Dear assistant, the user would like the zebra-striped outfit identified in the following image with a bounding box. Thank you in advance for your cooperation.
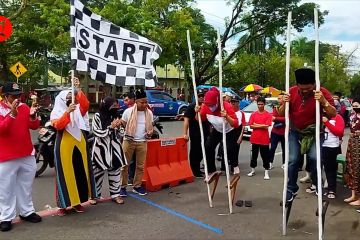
[92,113,127,198]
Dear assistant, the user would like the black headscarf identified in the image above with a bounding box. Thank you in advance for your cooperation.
[99,97,118,129]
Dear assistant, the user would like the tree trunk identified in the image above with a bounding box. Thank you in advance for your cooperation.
[43,49,49,87]
[0,54,9,82]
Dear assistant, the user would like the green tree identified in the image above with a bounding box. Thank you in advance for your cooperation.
[350,72,360,98]
[224,49,307,90]
[292,36,339,63]
[320,51,350,95]
[1,0,70,87]
[194,0,327,85]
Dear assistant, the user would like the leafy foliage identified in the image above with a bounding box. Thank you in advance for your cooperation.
[1,0,350,98]
[350,72,360,98]
[0,0,70,87]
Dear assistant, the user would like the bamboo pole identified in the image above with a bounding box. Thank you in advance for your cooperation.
[186,30,213,207]
[217,30,232,214]
[282,11,292,236]
[314,8,323,240]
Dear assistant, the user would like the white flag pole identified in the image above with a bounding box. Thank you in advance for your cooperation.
[71,70,75,127]
[282,11,292,236]
[186,30,213,208]
[314,8,323,240]
[217,30,232,214]
[70,2,75,127]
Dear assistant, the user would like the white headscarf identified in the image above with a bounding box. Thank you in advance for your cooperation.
[50,90,87,141]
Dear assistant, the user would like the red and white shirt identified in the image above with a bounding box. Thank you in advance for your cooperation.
[199,102,239,133]
[323,114,345,148]
[0,102,40,162]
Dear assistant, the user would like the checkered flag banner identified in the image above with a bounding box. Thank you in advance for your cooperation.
[70,0,162,87]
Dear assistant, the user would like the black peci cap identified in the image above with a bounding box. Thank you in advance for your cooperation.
[2,82,23,95]
[135,88,147,100]
[230,96,240,102]
[295,68,315,85]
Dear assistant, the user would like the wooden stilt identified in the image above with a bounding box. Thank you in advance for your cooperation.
[225,174,241,205]
[204,171,222,199]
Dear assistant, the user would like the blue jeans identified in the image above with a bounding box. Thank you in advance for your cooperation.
[287,130,320,200]
[269,132,285,164]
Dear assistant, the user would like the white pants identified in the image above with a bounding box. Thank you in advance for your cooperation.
[0,156,36,222]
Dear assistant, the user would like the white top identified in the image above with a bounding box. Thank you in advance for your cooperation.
[323,119,340,148]
[122,107,146,142]
[83,112,91,131]
[206,114,233,133]
[235,110,243,125]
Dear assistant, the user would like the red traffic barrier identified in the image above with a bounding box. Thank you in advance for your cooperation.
[142,137,194,191]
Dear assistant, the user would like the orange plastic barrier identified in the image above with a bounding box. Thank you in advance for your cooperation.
[142,137,194,191]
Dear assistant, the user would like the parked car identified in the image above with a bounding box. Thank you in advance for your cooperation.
[196,85,242,103]
[118,89,188,118]
[242,97,278,138]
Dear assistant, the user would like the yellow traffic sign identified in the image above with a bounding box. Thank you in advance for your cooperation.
[10,61,27,78]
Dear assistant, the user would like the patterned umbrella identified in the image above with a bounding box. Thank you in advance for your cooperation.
[240,84,263,92]
[260,86,282,96]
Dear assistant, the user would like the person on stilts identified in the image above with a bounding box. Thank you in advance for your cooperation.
[279,68,336,202]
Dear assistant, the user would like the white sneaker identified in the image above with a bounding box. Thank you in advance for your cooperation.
[300,172,311,183]
[233,166,240,175]
[264,170,270,180]
[269,163,274,170]
[247,170,255,177]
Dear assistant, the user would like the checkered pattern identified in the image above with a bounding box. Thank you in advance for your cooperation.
[70,0,162,87]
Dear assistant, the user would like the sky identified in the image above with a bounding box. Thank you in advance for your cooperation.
[195,0,360,73]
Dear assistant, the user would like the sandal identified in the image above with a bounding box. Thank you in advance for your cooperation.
[327,191,336,199]
[58,208,67,216]
[305,185,316,194]
[112,196,124,204]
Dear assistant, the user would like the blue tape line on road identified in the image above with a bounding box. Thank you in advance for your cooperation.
[129,193,223,235]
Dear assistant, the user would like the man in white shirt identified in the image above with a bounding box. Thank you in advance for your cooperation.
[119,89,153,196]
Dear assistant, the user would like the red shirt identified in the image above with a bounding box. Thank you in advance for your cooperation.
[0,102,40,162]
[249,110,272,145]
[271,107,285,135]
[289,86,334,130]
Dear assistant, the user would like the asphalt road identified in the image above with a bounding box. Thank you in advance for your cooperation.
[6,120,360,240]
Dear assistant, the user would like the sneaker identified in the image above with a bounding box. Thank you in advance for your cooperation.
[73,205,85,213]
[132,186,147,196]
[269,163,274,170]
[0,221,12,232]
[356,208,360,213]
[119,187,128,197]
[247,171,255,177]
[19,212,42,223]
[286,191,298,202]
[194,173,204,178]
[264,170,270,180]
